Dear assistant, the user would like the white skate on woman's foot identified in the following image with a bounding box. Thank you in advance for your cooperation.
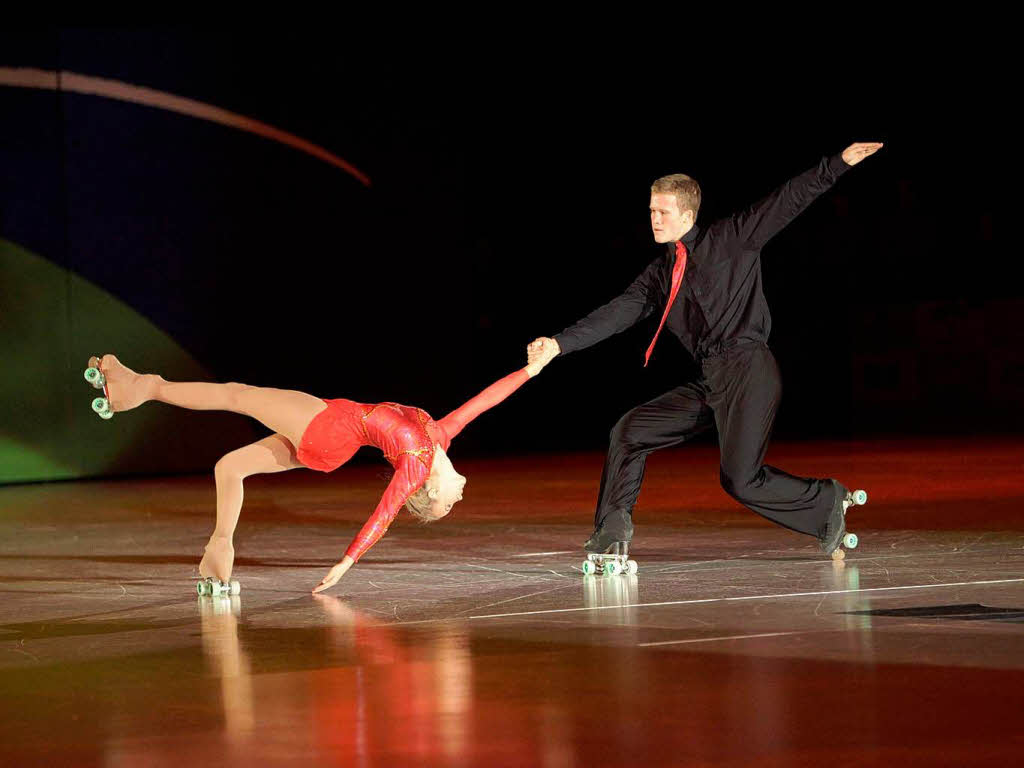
[84,354,158,414]
[197,537,240,596]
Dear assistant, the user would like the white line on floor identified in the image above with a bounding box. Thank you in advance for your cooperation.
[651,552,925,573]
[456,583,578,615]
[639,631,809,647]
[655,546,1024,573]
[510,552,575,557]
[386,577,1024,625]
[466,578,1024,620]
[460,563,541,580]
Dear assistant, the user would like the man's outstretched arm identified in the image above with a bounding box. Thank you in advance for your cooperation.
[528,258,663,361]
[724,142,883,250]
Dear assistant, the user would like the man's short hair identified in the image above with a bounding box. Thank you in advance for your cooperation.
[651,174,701,217]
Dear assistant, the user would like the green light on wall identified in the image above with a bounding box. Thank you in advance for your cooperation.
[1,238,256,485]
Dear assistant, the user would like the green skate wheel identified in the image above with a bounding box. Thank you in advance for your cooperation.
[92,397,110,414]
[229,580,241,595]
[84,367,104,387]
[99,410,113,420]
[210,581,223,596]
[582,560,595,576]
[626,559,638,575]
[196,580,208,596]
[604,560,620,576]
[843,533,859,549]
[852,490,868,505]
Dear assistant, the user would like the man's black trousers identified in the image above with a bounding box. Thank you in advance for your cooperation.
[594,341,837,539]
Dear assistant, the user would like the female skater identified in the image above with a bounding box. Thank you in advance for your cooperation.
[86,345,558,593]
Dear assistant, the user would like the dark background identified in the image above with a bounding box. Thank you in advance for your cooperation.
[0,29,1016,475]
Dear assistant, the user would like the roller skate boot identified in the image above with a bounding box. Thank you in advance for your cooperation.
[819,480,868,561]
[82,354,156,419]
[582,510,637,576]
[198,537,240,596]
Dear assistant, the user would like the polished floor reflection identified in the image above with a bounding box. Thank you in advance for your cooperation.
[1,437,1023,766]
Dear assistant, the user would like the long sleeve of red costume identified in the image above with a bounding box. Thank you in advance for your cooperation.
[439,368,531,441]
[344,455,427,562]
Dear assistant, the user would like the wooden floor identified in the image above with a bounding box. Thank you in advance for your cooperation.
[1,437,1022,766]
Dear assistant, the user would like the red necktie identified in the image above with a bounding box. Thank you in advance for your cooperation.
[644,240,688,366]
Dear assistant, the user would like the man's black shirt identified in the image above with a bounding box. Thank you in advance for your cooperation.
[553,153,852,364]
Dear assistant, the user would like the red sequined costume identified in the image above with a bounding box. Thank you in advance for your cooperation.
[296,368,530,562]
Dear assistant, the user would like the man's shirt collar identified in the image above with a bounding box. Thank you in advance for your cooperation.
[682,224,700,248]
[666,225,700,255]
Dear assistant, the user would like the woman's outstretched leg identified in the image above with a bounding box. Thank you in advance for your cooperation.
[200,433,305,581]
[94,354,326,447]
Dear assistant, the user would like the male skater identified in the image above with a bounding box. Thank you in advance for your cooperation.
[528,142,883,557]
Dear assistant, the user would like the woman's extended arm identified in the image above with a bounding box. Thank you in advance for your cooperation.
[438,369,531,443]
[312,455,426,593]
[438,339,558,442]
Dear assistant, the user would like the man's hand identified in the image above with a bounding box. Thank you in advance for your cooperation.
[312,555,355,593]
[841,142,884,166]
[526,337,560,377]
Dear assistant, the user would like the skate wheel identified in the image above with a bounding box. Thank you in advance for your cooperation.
[582,560,595,576]
[831,548,846,561]
[84,367,104,388]
[605,560,620,576]
[210,581,223,596]
[229,580,241,595]
[91,397,110,414]
[843,533,859,549]
[196,580,208,596]
[626,559,638,575]
[852,489,868,506]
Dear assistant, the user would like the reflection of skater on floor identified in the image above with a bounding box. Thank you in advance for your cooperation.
[829,560,861,592]
[584,573,639,625]
[198,595,254,739]
[313,594,472,755]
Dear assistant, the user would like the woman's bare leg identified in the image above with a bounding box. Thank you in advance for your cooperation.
[200,433,306,582]
[95,354,327,448]
[92,356,329,582]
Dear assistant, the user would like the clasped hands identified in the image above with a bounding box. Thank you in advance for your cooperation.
[525,337,560,377]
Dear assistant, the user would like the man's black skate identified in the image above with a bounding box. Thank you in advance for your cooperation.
[582,511,637,576]
[583,509,633,552]
[819,480,868,560]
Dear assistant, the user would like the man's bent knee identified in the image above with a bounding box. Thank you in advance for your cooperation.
[720,468,766,500]
[610,413,644,446]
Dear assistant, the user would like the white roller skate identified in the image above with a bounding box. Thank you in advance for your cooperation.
[196,577,241,597]
[83,355,113,420]
[82,354,154,419]
[581,541,638,576]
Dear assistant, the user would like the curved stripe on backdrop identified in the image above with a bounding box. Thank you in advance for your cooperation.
[0,67,371,186]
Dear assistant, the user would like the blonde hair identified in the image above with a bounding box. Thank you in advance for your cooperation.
[404,484,437,523]
[651,173,701,217]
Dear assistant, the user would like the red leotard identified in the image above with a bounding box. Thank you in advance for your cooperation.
[296,368,530,562]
